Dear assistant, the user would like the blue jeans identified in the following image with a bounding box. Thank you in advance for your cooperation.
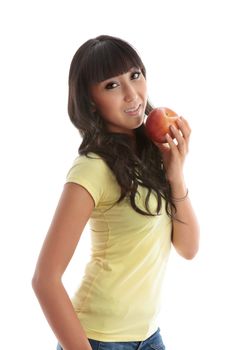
[56,327,165,350]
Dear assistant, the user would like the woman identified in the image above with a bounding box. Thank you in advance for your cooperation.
[32,35,200,350]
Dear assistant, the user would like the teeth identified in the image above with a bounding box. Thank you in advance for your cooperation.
[125,105,140,113]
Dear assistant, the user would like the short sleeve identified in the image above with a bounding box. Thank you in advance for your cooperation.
[65,153,114,207]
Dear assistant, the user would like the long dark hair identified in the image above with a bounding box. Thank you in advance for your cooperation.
[68,35,177,218]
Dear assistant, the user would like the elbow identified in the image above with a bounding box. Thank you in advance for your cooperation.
[31,271,61,293]
[31,273,40,291]
[179,245,199,260]
[31,273,42,294]
[173,227,200,260]
[174,239,199,260]
[183,250,198,260]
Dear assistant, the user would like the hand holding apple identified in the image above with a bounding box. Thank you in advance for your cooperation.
[145,107,179,143]
[146,112,192,184]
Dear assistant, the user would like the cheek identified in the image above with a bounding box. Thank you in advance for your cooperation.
[142,80,148,95]
[97,95,120,113]
[138,79,147,99]
[96,99,112,114]
[94,100,115,121]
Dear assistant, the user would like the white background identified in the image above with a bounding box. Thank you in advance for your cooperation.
[1,0,232,349]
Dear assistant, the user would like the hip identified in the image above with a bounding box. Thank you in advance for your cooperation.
[56,327,166,350]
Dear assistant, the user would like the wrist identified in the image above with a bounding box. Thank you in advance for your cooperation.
[167,172,185,185]
[169,180,187,198]
[171,188,189,202]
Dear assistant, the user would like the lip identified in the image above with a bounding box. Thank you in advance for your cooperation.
[124,104,141,115]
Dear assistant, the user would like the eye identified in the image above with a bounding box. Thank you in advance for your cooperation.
[105,81,118,90]
[131,71,141,80]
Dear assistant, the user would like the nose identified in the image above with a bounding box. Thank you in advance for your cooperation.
[123,83,137,102]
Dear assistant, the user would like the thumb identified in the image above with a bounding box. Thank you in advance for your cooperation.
[153,141,169,153]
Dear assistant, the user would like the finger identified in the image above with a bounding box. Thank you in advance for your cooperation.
[165,132,179,153]
[176,117,191,140]
[153,141,169,153]
[170,125,186,154]
[179,116,191,128]
[175,121,190,153]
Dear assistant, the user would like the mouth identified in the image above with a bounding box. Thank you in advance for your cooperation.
[124,104,141,115]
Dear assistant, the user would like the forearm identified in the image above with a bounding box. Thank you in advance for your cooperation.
[32,278,92,350]
[170,179,200,259]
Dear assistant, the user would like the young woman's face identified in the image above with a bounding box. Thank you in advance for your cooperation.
[90,67,147,136]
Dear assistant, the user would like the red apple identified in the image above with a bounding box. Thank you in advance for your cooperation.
[145,107,179,143]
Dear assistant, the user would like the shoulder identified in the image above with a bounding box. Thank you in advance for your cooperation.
[67,152,112,178]
[66,152,118,207]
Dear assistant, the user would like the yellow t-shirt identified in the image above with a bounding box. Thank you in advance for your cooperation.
[66,152,172,342]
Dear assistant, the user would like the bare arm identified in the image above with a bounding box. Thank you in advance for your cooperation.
[170,179,200,259]
[155,116,200,259]
[32,182,94,350]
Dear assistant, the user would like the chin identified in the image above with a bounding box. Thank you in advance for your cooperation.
[134,118,144,130]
